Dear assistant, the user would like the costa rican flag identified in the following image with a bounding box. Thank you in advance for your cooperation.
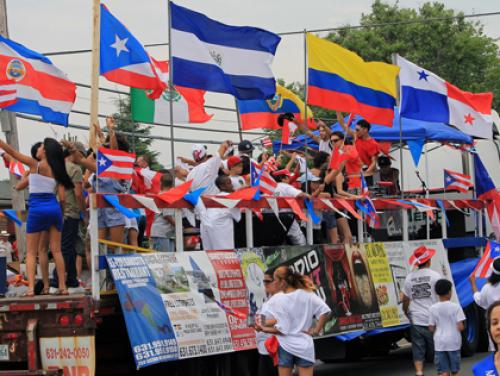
[0,79,17,107]
[9,160,25,177]
[471,240,500,278]
[444,169,473,193]
[97,147,136,180]
[251,161,277,195]
[0,35,76,125]
[100,4,166,99]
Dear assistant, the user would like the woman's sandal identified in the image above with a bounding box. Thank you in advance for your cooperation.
[22,289,35,297]
[40,287,50,295]
[58,288,69,296]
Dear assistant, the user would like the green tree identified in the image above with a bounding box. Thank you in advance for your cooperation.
[327,1,500,109]
[112,96,163,170]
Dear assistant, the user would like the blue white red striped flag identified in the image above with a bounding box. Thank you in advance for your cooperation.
[0,79,17,107]
[0,36,76,125]
[472,240,500,278]
[444,169,473,193]
[100,4,166,99]
[97,147,136,180]
[170,2,281,100]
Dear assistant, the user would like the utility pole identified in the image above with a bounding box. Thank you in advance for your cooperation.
[0,0,27,261]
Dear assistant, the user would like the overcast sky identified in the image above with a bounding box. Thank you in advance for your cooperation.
[2,0,500,188]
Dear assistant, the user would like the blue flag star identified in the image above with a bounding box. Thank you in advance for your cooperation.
[97,153,112,176]
[417,70,429,81]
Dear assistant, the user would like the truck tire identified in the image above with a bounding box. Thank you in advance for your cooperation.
[461,303,480,357]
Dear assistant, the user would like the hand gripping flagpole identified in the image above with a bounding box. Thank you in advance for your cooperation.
[303,29,313,245]
[167,0,176,168]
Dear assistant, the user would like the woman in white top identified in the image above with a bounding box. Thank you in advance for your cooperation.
[257,266,331,376]
[0,138,74,297]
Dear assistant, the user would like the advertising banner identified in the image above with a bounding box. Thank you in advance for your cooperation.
[383,241,410,325]
[40,336,95,376]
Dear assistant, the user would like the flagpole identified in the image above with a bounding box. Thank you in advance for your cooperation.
[90,0,101,152]
[303,29,313,245]
[424,143,430,239]
[234,98,243,142]
[167,0,176,168]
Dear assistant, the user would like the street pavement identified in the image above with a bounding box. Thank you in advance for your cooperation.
[315,345,486,375]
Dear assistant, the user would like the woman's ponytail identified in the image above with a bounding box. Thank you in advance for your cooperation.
[276,266,315,292]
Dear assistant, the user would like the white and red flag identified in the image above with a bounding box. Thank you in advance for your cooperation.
[0,79,17,107]
[444,169,473,193]
[97,147,136,180]
[471,240,500,278]
[9,160,25,177]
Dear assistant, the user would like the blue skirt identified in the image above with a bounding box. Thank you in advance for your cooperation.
[26,193,63,233]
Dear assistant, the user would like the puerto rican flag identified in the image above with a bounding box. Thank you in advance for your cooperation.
[471,240,500,278]
[397,55,493,139]
[9,160,25,177]
[356,174,380,229]
[0,35,76,125]
[444,169,473,193]
[0,79,17,107]
[260,137,273,148]
[251,161,277,195]
[100,4,166,99]
[97,147,136,180]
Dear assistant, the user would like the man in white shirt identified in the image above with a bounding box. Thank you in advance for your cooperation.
[272,170,308,246]
[199,175,241,250]
[402,245,442,376]
[226,155,246,190]
[187,141,232,195]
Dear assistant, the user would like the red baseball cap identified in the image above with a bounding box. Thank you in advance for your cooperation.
[272,169,292,177]
[409,245,436,267]
[227,156,242,169]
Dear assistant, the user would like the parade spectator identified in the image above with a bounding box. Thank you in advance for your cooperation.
[227,155,246,190]
[199,175,241,250]
[254,269,281,376]
[273,169,307,246]
[292,113,332,155]
[150,172,176,252]
[50,141,86,294]
[374,155,400,196]
[429,279,465,376]
[402,246,442,376]
[188,141,232,195]
[472,301,500,375]
[238,140,254,175]
[257,266,331,376]
[470,258,500,350]
[0,137,73,296]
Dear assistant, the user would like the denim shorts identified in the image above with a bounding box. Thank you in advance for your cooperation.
[323,212,337,230]
[98,208,126,229]
[410,325,434,362]
[150,237,175,252]
[277,346,314,368]
[435,350,460,373]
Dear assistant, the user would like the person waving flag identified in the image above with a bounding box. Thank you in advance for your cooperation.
[170,2,281,100]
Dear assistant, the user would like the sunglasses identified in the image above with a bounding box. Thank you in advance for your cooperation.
[331,138,341,143]
[263,279,274,284]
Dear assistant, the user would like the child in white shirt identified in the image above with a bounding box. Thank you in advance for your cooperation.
[428,279,466,376]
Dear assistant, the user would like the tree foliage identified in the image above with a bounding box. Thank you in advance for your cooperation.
[112,96,163,170]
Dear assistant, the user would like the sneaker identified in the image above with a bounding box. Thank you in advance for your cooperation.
[67,286,85,295]
[48,287,59,295]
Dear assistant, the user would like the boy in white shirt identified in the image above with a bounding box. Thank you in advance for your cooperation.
[150,172,175,252]
[429,279,465,376]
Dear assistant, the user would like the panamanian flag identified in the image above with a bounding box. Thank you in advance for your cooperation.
[397,55,493,139]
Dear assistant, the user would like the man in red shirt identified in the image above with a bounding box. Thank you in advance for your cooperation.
[337,112,380,185]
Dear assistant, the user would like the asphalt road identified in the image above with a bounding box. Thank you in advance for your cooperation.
[314,345,485,375]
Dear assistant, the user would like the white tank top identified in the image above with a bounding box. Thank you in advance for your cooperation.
[29,164,57,194]
[319,139,332,154]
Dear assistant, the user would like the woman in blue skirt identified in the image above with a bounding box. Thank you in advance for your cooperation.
[473,301,500,375]
[0,138,74,296]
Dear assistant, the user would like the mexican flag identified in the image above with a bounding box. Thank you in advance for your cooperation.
[131,61,212,124]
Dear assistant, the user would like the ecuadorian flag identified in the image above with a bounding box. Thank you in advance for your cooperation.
[307,34,399,127]
[237,84,314,130]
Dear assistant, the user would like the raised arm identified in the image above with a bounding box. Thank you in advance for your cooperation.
[337,111,355,138]
[0,139,37,169]
[106,116,118,150]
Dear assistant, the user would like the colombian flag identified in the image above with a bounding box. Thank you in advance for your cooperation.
[237,84,314,130]
[307,34,399,127]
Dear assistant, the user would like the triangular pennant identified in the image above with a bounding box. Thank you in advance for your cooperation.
[2,209,23,226]
[265,197,287,230]
[436,199,450,227]
[407,139,425,167]
[225,187,259,201]
[103,195,140,219]
[321,198,350,219]
[211,197,241,209]
[448,200,470,215]
[132,195,160,214]
[284,198,308,221]
[336,199,362,220]
[158,180,193,204]
[304,198,321,225]
[184,186,207,206]
[378,199,413,209]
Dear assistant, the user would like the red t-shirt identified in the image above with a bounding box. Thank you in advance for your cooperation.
[343,145,362,175]
[355,137,380,166]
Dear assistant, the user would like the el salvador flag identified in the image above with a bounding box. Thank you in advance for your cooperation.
[170,2,281,100]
